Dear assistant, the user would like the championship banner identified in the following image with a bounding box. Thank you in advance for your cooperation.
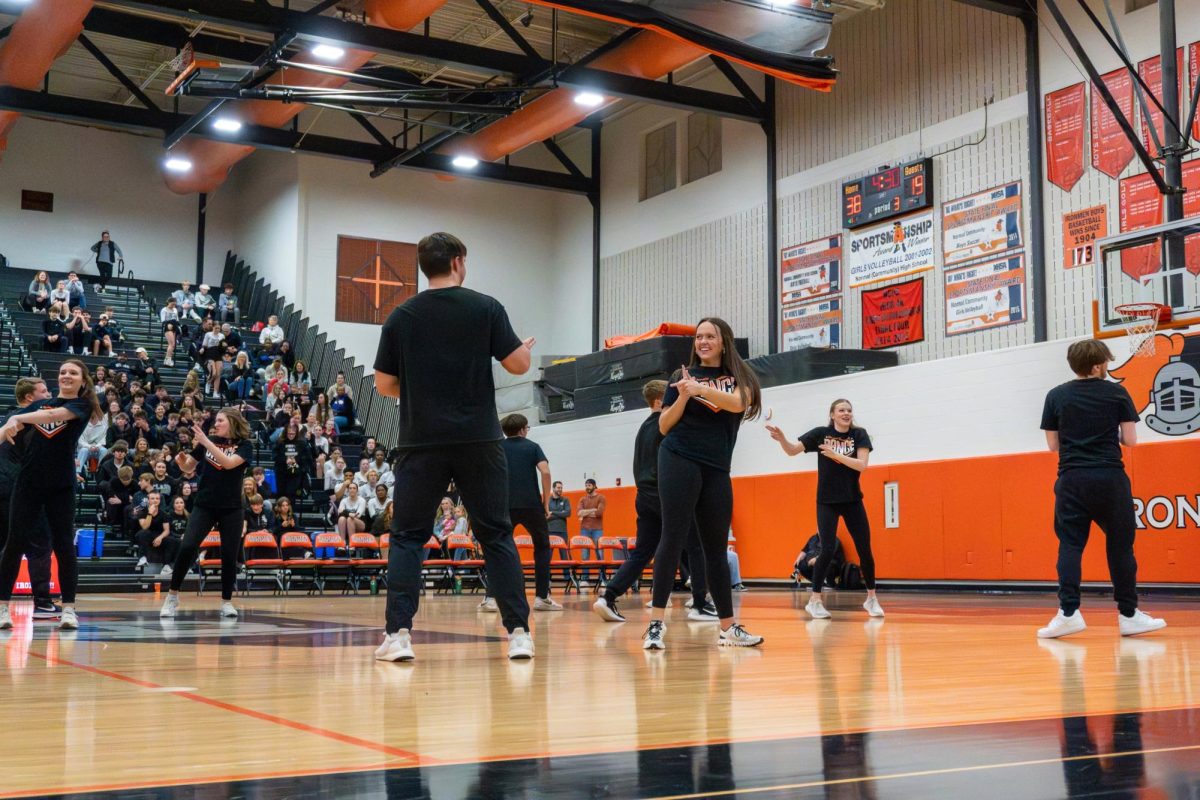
[780,235,841,305]
[941,182,1023,266]
[780,296,842,352]
[1062,205,1108,268]
[1091,68,1135,179]
[844,212,935,288]
[1044,83,1086,192]
[1137,51,1184,156]
[944,254,1026,335]
[861,277,924,350]
[1192,43,1200,142]
[1118,172,1163,280]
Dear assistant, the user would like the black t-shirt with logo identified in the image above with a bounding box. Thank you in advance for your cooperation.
[13,397,92,488]
[1040,378,1139,474]
[373,287,522,449]
[660,366,744,472]
[502,436,548,510]
[634,412,664,496]
[191,438,253,509]
[169,512,189,538]
[799,425,874,504]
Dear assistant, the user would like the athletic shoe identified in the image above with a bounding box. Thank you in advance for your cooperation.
[136,556,148,570]
[507,628,535,660]
[593,596,626,623]
[478,597,498,612]
[164,358,174,367]
[375,631,415,662]
[1118,609,1167,637]
[719,622,764,647]
[0,605,11,630]
[33,601,62,619]
[59,608,78,630]
[642,620,666,650]
[687,602,720,622]
[684,597,695,609]
[732,583,749,592]
[220,602,239,618]
[158,565,173,579]
[805,597,832,619]
[159,594,179,618]
[645,599,672,609]
[863,596,885,618]
[533,596,563,611]
[1037,610,1087,639]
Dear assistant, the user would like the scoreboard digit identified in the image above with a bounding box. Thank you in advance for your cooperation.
[842,158,934,230]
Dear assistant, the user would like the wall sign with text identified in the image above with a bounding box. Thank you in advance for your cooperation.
[844,211,935,288]
[1091,68,1135,179]
[861,277,925,350]
[944,254,1026,336]
[781,296,842,352]
[1062,205,1108,269]
[780,235,841,305]
[1044,83,1086,192]
[941,182,1024,267]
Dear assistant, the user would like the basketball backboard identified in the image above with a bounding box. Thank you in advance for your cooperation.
[1094,216,1200,340]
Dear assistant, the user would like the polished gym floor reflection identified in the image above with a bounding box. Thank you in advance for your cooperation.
[1,591,1197,798]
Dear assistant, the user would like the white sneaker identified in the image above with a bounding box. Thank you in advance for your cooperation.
[1118,609,1167,637]
[375,630,415,662]
[863,596,884,617]
[719,622,764,647]
[684,597,695,609]
[593,597,626,622]
[478,597,498,612]
[1037,609,1087,639]
[159,565,173,578]
[0,604,11,630]
[533,596,563,611]
[507,628,534,659]
[220,602,239,618]
[136,556,148,570]
[687,602,720,622]
[646,599,672,609]
[159,594,179,618]
[806,597,832,619]
[642,620,666,650]
[59,608,78,630]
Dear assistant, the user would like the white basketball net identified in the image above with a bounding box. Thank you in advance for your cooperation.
[1117,304,1164,357]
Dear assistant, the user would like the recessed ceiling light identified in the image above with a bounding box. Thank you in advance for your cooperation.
[212,117,243,133]
[451,155,480,169]
[574,91,605,108]
[311,44,346,61]
[164,157,193,173]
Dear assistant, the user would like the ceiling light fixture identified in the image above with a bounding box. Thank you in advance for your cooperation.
[573,91,605,108]
[311,43,346,61]
[451,155,480,169]
[212,117,243,133]
[164,157,193,173]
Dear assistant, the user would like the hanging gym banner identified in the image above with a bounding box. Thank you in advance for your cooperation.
[1045,83,1086,192]
[780,296,842,352]
[1118,171,1164,280]
[844,212,935,288]
[780,235,841,305]
[1191,43,1200,142]
[861,277,924,350]
[1062,205,1108,269]
[944,254,1026,336]
[1137,50,1184,156]
[941,182,1024,267]
[1091,68,1135,179]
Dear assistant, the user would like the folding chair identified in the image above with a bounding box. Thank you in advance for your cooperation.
[444,533,485,593]
[280,532,319,595]
[421,536,456,593]
[312,531,350,594]
[242,531,284,595]
[348,532,387,593]
[596,536,627,586]
[196,531,222,595]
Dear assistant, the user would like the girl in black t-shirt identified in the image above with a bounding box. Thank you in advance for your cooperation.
[643,318,765,651]
[767,398,882,620]
[160,408,253,620]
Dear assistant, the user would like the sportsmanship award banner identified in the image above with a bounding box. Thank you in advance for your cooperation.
[1192,43,1200,142]
[1137,51,1184,155]
[941,182,1024,266]
[1045,83,1086,192]
[861,277,924,349]
[780,296,842,352]
[780,235,841,305]
[1062,205,1108,268]
[844,212,935,288]
[944,254,1026,335]
[1091,68,1135,179]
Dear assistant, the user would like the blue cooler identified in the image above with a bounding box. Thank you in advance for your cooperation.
[76,528,105,559]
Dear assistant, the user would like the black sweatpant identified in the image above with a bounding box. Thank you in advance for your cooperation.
[97,261,113,287]
[0,482,53,604]
[1053,467,1138,616]
[606,490,707,607]
[812,501,876,592]
[0,481,77,604]
[510,507,553,600]
[135,529,181,566]
[387,443,530,635]
[651,447,734,619]
[168,504,244,601]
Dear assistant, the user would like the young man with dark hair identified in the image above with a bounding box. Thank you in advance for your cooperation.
[498,413,561,611]
[1037,339,1166,639]
[373,231,536,662]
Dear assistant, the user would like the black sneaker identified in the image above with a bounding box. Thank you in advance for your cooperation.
[33,601,62,619]
[687,602,720,622]
[592,596,626,623]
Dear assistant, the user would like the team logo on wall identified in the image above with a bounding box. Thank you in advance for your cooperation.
[1111,331,1200,435]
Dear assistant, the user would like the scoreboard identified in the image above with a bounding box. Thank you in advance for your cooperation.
[842,158,934,230]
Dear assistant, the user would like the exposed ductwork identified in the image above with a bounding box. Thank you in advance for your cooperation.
[0,0,95,161]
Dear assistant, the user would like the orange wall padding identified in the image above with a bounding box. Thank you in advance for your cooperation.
[539,437,1200,584]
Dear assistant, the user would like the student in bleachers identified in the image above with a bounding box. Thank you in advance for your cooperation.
[312,392,335,432]
[159,296,182,367]
[68,308,93,355]
[367,483,391,522]
[97,439,129,482]
[106,414,133,448]
[172,281,200,322]
[150,460,175,499]
[129,438,152,471]
[66,271,86,309]
[272,496,300,539]
[227,351,257,400]
[258,315,285,357]
[277,340,296,372]
[327,371,353,402]
[42,306,69,352]
[92,312,115,356]
[134,491,172,571]
[220,322,243,353]
[331,384,355,431]
[263,359,289,396]
[370,499,393,536]
[26,270,52,312]
[273,424,311,503]
[217,283,240,324]
[133,347,158,389]
[243,494,274,537]
[250,467,275,509]
[49,279,71,309]
[77,406,109,478]
[193,284,216,318]
[336,482,368,539]
[324,456,347,491]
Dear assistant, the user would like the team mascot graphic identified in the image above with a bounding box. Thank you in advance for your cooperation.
[1110,331,1200,435]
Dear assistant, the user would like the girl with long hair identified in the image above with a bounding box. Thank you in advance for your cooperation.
[160,408,253,619]
[642,318,765,650]
[0,360,103,630]
[767,399,882,619]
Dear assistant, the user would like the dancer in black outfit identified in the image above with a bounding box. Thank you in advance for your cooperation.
[159,408,253,619]
[0,360,103,631]
[768,398,883,620]
[372,232,536,663]
[500,413,563,611]
[642,318,764,650]
[593,380,715,623]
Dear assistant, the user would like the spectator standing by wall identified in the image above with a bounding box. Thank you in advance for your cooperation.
[90,231,122,293]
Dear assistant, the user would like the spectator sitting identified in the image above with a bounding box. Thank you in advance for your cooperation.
[193,284,216,318]
[290,361,313,399]
[106,414,133,448]
[272,497,301,539]
[324,457,347,491]
[97,440,130,484]
[134,491,172,571]
[77,410,110,478]
[68,308,93,355]
[330,385,355,430]
[150,460,175,499]
[66,271,87,309]
[327,370,353,402]
[127,471,155,529]
[217,283,240,324]
[129,438,153,470]
[433,497,456,545]
[100,465,136,534]
[370,499,393,536]
[336,482,367,539]
[130,411,160,449]
[258,315,285,356]
[133,347,158,388]
[41,306,68,352]
[794,531,844,589]
[172,281,201,322]
[277,340,296,371]
[263,359,289,396]
[26,270,52,312]
[220,322,242,353]
[368,449,392,481]
[242,476,274,516]
[243,493,276,537]
[146,385,174,414]
[367,483,391,522]
[227,351,257,400]
[175,459,199,507]
[250,466,275,507]
[49,279,71,308]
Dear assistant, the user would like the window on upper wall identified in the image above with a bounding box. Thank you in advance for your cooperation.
[641,122,677,201]
[685,113,722,184]
[335,236,417,325]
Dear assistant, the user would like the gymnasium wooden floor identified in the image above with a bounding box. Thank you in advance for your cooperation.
[1,589,1197,799]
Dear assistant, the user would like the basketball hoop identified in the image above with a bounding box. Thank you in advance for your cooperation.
[1115,302,1170,357]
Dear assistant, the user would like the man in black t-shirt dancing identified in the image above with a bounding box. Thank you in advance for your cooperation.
[372,232,536,662]
[1037,339,1166,639]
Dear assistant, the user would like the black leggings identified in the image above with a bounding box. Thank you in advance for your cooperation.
[0,482,78,604]
[605,491,707,607]
[511,507,553,600]
[651,447,734,619]
[97,261,113,286]
[812,501,876,592]
[168,505,244,600]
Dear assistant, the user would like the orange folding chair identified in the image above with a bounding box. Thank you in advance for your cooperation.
[196,531,222,595]
[570,535,602,593]
[280,532,319,595]
[444,533,484,593]
[312,532,350,594]
[596,536,626,585]
[421,536,456,593]
[242,531,284,595]
[348,533,387,594]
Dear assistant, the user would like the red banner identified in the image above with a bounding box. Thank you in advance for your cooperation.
[1191,43,1200,142]
[1045,83,1087,191]
[1119,162,1200,279]
[861,278,924,350]
[1091,68,1135,179]
[1138,50,1185,156]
